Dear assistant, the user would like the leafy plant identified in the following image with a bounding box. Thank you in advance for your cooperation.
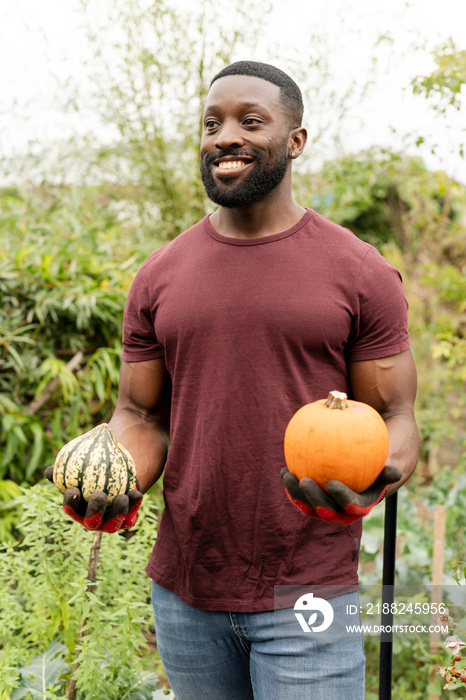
[11,638,68,700]
[437,616,466,691]
[0,184,157,489]
[0,481,165,699]
[412,40,466,114]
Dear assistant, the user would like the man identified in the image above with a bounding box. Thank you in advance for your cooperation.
[48,61,419,698]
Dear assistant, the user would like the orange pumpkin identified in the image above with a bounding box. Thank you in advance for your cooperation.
[284,390,389,493]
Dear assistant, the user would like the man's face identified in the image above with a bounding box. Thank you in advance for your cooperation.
[200,75,291,208]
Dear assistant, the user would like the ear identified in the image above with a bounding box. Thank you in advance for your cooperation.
[288,127,307,159]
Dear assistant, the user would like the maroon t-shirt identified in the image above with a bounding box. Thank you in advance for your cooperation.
[121,209,410,611]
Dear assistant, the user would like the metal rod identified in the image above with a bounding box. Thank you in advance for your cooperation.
[379,491,398,700]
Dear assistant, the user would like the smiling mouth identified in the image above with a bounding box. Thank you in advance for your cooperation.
[212,156,254,174]
[217,160,250,170]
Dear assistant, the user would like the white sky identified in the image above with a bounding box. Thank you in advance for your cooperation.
[1,0,465,182]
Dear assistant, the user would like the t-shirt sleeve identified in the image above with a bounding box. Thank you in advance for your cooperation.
[348,248,410,362]
[121,266,164,362]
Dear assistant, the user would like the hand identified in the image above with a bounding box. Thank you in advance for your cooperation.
[281,465,402,524]
[44,466,143,533]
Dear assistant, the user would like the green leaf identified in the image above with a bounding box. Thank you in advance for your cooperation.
[4,343,26,372]
[25,424,45,480]
[123,672,161,699]
[11,638,68,699]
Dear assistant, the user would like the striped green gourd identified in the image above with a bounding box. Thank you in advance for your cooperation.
[52,424,137,503]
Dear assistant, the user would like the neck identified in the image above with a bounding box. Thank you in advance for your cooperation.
[209,191,306,240]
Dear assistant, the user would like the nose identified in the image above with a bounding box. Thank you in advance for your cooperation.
[214,119,244,150]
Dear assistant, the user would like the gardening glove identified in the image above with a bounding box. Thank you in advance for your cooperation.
[44,465,143,533]
[281,465,402,525]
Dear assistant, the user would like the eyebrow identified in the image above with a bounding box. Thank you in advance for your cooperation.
[204,101,273,114]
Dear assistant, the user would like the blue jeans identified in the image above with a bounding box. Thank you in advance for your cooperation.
[151,581,365,699]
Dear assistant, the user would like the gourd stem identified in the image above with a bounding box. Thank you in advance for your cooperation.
[67,530,103,700]
[325,390,349,409]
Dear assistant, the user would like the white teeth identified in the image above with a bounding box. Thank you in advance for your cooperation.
[218,160,247,170]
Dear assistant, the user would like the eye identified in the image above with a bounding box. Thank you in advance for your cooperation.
[243,117,262,127]
[204,119,219,131]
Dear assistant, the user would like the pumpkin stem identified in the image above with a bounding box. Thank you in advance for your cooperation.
[325,391,349,409]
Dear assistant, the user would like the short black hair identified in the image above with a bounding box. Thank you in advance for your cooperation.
[210,61,304,128]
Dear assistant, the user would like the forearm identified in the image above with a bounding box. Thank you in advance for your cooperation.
[109,409,169,493]
[384,410,420,496]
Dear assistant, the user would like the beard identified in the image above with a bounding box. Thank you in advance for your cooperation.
[199,143,289,208]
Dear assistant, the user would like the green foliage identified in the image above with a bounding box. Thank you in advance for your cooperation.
[0,481,164,699]
[361,469,466,588]
[0,479,22,540]
[0,184,158,488]
[413,40,466,113]
[10,638,68,699]
[362,474,466,698]
[412,40,466,162]
[305,150,409,247]
[299,148,465,253]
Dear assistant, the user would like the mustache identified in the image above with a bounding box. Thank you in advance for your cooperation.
[202,149,259,166]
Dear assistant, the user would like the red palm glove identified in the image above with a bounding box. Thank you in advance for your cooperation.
[44,466,143,533]
[281,465,402,525]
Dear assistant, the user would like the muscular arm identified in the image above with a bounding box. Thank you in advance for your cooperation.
[109,358,171,494]
[349,348,419,496]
